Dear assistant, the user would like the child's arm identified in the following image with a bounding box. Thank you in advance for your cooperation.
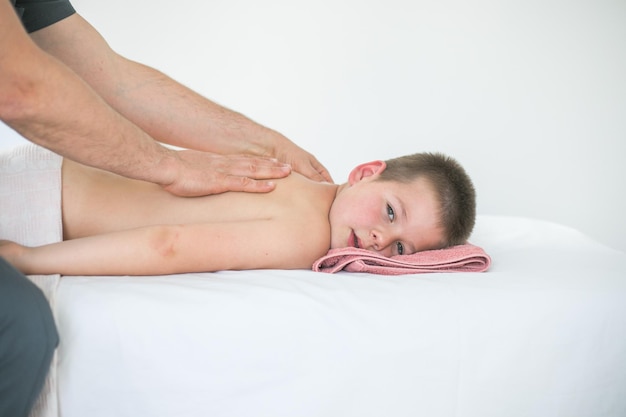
[0,220,324,276]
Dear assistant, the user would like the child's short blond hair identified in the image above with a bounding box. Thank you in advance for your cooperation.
[378,152,476,247]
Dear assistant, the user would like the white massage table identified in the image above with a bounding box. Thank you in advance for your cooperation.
[52,215,626,417]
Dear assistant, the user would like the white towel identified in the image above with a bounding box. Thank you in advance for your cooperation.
[0,144,63,417]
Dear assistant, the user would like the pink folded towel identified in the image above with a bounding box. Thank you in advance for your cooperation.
[312,244,491,275]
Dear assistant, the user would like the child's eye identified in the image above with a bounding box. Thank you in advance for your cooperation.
[396,241,405,255]
[387,204,395,222]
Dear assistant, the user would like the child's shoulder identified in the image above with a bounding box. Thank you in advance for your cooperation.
[268,173,336,267]
[274,171,337,204]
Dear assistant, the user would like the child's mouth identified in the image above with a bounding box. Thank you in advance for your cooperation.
[351,230,360,248]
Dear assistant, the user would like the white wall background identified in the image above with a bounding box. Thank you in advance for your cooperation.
[2,0,625,252]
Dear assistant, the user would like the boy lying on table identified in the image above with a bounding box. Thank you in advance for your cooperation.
[0,147,476,275]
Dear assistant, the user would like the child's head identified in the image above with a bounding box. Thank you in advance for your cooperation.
[328,152,475,256]
[377,152,476,248]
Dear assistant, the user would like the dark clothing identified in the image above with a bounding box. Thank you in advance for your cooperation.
[12,0,76,33]
[4,1,71,410]
[0,258,59,417]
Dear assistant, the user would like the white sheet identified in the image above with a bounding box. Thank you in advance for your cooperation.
[0,145,62,417]
[55,215,626,417]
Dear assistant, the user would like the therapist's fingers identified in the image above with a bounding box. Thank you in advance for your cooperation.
[161,150,292,197]
[271,141,334,184]
[296,154,334,184]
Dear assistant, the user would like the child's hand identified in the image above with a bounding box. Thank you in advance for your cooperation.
[0,240,28,273]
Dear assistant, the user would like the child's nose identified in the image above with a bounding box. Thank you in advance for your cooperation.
[369,229,394,256]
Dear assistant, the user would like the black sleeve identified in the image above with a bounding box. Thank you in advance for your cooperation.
[13,0,76,33]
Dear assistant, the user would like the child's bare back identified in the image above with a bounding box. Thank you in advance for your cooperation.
[61,159,334,240]
[48,159,338,273]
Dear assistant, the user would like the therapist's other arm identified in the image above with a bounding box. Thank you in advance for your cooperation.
[0,3,293,196]
[30,13,333,184]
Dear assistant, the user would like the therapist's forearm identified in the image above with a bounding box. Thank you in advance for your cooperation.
[1,39,180,186]
[92,57,280,157]
[28,12,333,185]
[31,13,283,158]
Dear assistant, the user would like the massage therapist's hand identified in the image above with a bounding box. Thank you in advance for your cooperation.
[262,133,334,184]
[161,149,293,197]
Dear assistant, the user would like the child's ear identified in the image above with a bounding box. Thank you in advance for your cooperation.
[347,160,387,185]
